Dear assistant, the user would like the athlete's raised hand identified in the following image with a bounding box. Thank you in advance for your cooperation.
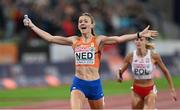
[23,15,34,28]
[139,25,159,39]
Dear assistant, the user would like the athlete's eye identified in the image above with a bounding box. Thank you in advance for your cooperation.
[85,20,88,23]
[79,20,82,23]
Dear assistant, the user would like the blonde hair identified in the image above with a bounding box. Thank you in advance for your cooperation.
[145,42,155,50]
[81,13,96,36]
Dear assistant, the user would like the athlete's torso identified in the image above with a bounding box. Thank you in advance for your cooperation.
[131,50,154,86]
[72,36,101,80]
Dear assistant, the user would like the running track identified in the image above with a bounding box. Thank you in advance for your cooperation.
[10,89,180,109]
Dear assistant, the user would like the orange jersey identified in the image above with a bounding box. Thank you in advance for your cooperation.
[72,36,101,68]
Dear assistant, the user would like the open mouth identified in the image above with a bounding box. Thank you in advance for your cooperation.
[81,27,87,29]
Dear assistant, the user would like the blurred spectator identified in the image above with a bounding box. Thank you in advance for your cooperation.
[0,2,5,38]
[0,0,179,58]
[174,0,180,26]
[10,64,28,87]
[62,15,75,36]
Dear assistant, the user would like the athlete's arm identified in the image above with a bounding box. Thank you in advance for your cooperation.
[117,53,132,82]
[99,26,158,46]
[23,15,76,46]
[153,52,177,101]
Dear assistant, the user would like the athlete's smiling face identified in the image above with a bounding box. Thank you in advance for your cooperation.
[78,15,94,35]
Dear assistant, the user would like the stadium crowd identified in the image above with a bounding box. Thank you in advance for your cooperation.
[0,0,161,42]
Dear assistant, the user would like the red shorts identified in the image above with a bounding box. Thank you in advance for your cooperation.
[132,84,156,98]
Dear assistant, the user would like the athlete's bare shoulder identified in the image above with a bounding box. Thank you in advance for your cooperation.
[69,35,79,40]
[96,35,106,41]
[151,50,161,61]
[127,52,133,58]
[95,35,107,45]
[125,52,133,63]
[93,35,107,50]
[96,35,107,38]
[67,35,81,44]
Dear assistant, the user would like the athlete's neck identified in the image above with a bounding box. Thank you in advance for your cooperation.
[137,47,147,57]
[82,33,93,42]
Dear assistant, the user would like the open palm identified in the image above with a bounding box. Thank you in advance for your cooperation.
[140,25,159,39]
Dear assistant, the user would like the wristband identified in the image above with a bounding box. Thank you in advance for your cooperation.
[137,32,141,38]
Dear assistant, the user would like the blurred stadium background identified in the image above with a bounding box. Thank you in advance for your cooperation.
[0,0,180,93]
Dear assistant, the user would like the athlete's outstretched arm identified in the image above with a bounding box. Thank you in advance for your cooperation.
[117,53,132,82]
[153,52,177,101]
[100,25,158,45]
[23,15,75,46]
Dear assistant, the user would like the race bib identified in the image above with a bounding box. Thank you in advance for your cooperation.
[75,47,95,65]
[133,63,152,79]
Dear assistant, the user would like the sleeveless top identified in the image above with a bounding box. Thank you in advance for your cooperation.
[131,50,154,79]
[72,36,101,68]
